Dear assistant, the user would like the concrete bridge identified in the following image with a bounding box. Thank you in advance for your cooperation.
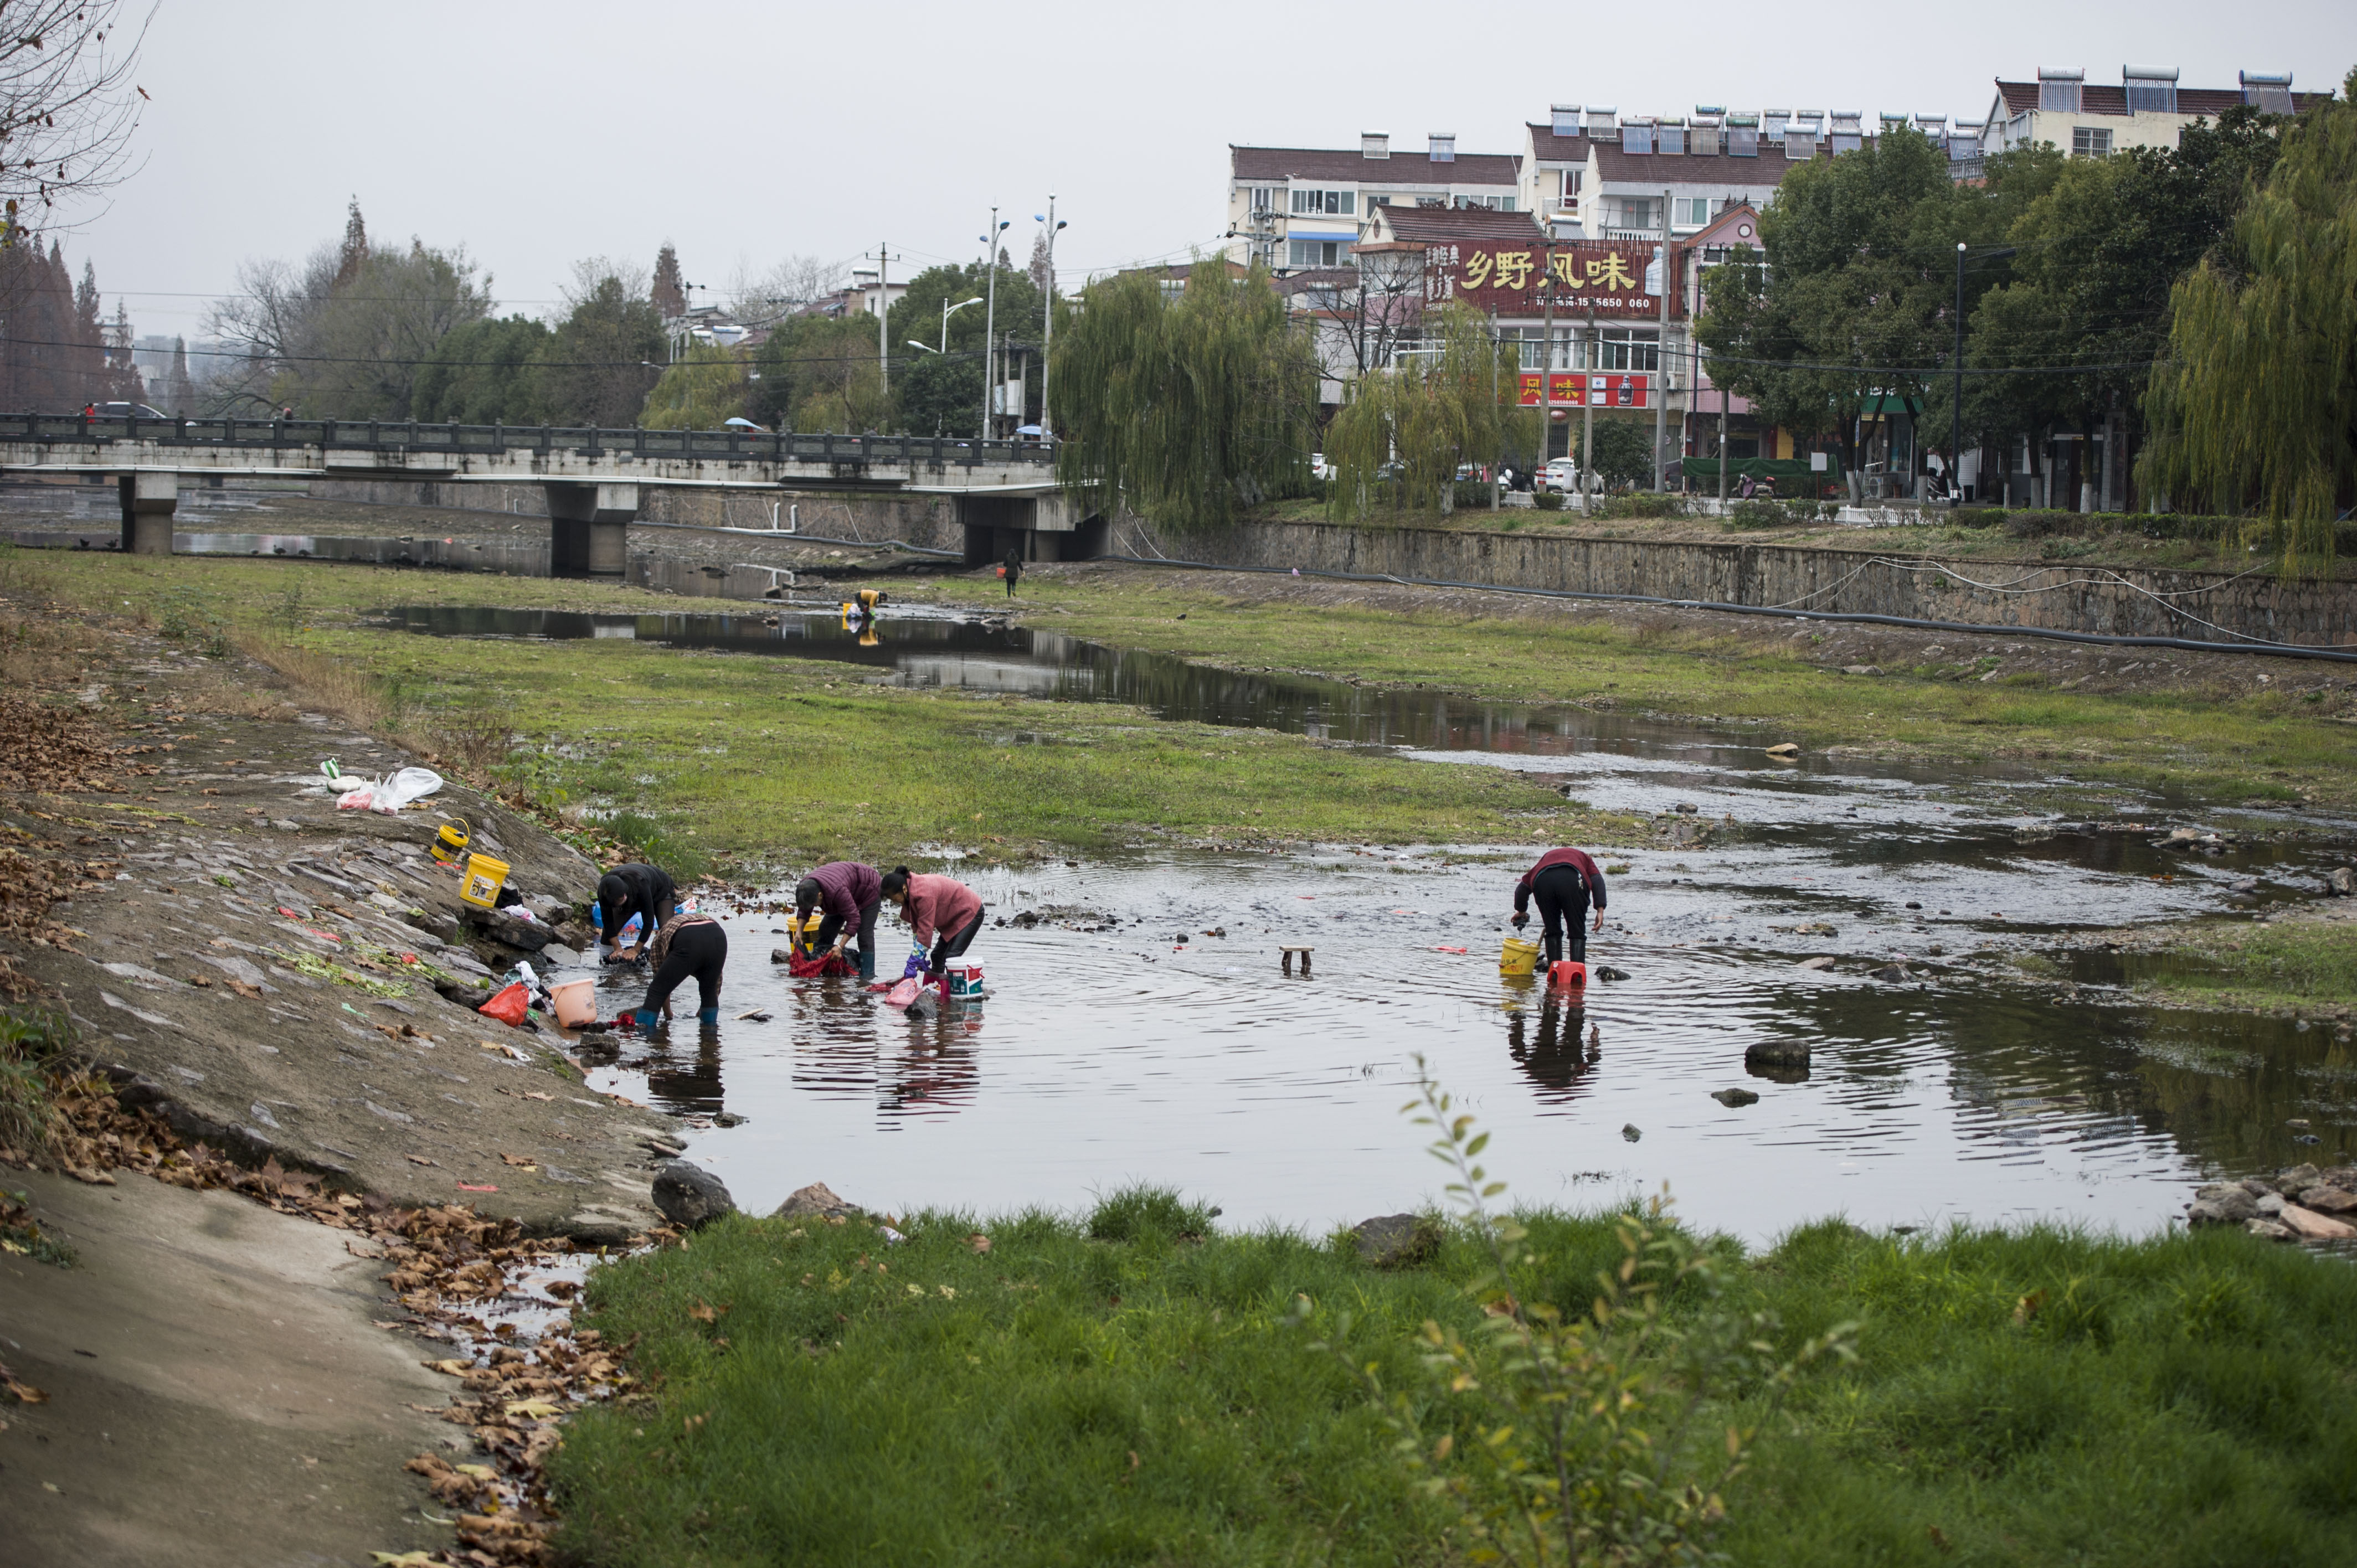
[0,413,1099,574]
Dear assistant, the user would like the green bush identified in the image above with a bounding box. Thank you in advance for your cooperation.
[1532,490,1565,510]
[1449,480,1492,511]
[1592,492,1686,520]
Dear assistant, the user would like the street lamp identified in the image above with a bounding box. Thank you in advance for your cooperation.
[939,295,982,353]
[1035,199,1067,439]
[980,210,1008,437]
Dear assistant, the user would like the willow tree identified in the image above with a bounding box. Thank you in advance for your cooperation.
[1052,258,1318,536]
[1324,301,1530,517]
[640,343,749,429]
[2141,71,2357,575]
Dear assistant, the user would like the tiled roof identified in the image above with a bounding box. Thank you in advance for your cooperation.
[1524,125,1589,162]
[1993,80,2335,116]
[1230,145,1521,186]
[1587,142,1811,188]
[1367,205,1548,243]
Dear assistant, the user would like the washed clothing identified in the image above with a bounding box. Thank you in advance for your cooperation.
[643,914,725,1019]
[815,897,883,981]
[901,874,983,950]
[597,863,677,948]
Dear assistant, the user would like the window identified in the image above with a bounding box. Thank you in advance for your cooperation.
[1620,122,1654,154]
[1589,328,1661,372]
[2124,72,2178,113]
[1657,123,1686,155]
[1727,127,1759,157]
[1611,197,1661,233]
[2072,126,2112,157]
[1290,188,1355,215]
[1675,197,1714,226]
[1248,186,1278,212]
[1288,239,1346,268]
[1558,168,1583,203]
[2038,73,2082,112]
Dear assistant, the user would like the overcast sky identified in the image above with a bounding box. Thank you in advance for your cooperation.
[71,0,2357,341]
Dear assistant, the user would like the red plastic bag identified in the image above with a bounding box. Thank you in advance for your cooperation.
[477,982,529,1027]
[786,951,852,979]
[883,977,921,1008]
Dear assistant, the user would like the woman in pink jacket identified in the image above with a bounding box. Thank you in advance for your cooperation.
[882,866,986,979]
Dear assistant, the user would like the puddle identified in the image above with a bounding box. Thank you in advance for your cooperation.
[536,849,2356,1245]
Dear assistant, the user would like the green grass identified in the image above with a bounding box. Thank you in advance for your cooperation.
[2148,919,2357,1014]
[551,1195,2357,1567]
[913,570,2357,808]
[21,553,1633,869]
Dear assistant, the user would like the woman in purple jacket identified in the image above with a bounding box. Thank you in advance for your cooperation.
[795,861,884,980]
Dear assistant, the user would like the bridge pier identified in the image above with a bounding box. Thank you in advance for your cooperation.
[118,472,178,555]
[544,481,638,577]
[956,489,1104,566]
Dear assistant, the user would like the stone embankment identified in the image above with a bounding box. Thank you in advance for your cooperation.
[2186,1164,2357,1242]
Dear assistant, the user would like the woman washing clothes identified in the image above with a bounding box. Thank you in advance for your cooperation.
[795,860,883,981]
[1511,844,1608,967]
[595,862,677,962]
[882,866,985,981]
[622,905,728,1028]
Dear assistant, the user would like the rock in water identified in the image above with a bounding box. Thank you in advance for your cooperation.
[1744,1040,1812,1069]
[2328,866,2355,896]
[574,1031,621,1065]
[1711,1087,1760,1107]
[1593,965,1629,982]
[2272,1163,2324,1196]
[2278,1203,2357,1242]
[2188,1184,2258,1225]
[1351,1214,1440,1268]
[1621,1123,1642,1142]
[651,1160,735,1229]
[774,1182,860,1222]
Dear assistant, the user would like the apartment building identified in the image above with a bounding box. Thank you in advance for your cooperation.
[1226,132,1520,272]
[1521,104,1807,243]
[1979,66,2333,161]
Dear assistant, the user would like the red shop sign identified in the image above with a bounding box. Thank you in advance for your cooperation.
[1517,372,1650,408]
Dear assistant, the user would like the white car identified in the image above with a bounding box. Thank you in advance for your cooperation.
[1540,458,1579,492]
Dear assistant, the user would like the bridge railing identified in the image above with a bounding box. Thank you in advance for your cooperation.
[0,414,1057,469]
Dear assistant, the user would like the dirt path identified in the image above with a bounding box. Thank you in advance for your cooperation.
[1,1167,455,1566]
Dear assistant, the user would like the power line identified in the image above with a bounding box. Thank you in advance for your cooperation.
[0,333,990,372]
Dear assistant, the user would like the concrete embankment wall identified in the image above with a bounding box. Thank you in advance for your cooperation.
[303,478,961,548]
[1138,517,2357,647]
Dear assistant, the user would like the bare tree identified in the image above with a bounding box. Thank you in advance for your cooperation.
[720,254,843,322]
[0,1,152,236]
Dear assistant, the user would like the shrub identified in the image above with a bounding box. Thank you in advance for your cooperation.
[1592,492,1686,520]
[1532,490,1565,510]
[1449,480,1493,512]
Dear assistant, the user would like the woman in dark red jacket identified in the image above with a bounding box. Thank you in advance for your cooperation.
[1511,846,1608,967]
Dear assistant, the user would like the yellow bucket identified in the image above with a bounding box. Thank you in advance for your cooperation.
[787,909,827,956]
[1499,936,1541,977]
[435,818,471,859]
[460,853,511,909]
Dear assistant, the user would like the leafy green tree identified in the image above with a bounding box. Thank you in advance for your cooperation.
[896,348,980,437]
[1052,257,1318,535]
[1585,419,1655,491]
[2143,73,2357,574]
[749,313,889,432]
[887,261,1044,433]
[411,314,552,423]
[640,343,750,429]
[536,263,663,427]
[641,342,749,429]
[1961,109,2287,486]
[1698,130,1999,473]
[1325,302,1531,515]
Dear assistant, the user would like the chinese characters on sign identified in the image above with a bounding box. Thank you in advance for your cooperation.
[1433,241,1680,317]
[1516,372,1651,408]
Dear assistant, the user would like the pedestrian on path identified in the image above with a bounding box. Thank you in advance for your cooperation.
[1003,546,1022,599]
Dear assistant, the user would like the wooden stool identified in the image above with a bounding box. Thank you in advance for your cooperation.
[1280,945,1313,976]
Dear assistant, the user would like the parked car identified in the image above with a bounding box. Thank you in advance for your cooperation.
[1540,458,1579,492]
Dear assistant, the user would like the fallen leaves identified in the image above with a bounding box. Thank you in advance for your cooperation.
[499,1154,539,1172]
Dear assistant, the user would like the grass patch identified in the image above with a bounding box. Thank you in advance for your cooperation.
[944,570,2357,808]
[23,554,1629,869]
[2150,919,2357,1014]
[553,1198,2357,1566]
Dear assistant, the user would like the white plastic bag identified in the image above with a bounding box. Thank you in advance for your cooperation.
[333,766,445,814]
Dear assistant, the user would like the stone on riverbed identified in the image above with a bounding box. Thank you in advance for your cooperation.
[2189,1185,2259,1225]
[774,1182,861,1223]
[2271,1163,2323,1196]
[1744,1040,1812,1069]
[1711,1087,1760,1107]
[2298,1186,2357,1215]
[652,1160,735,1230]
[2278,1203,2357,1242]
[1352,1214,1442,1268]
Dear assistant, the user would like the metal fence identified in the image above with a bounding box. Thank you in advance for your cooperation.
[0,414,1056,468]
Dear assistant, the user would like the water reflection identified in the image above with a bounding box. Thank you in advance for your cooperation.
[1504,998,1601,1100]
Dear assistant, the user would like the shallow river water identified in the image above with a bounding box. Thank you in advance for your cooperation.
[391,602,2356,1240]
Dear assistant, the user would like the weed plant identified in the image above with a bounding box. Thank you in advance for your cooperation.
[0,1007,73,1159]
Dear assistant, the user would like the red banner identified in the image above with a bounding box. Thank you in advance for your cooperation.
[1427,241,1679,318]
[1517,372,1651,408]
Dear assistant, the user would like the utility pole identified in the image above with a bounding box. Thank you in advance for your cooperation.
[1653,188,1671,492]
[980,208,1007,439]
[1952,241,1965,507]
[867,243,898,394]
[1489,311,1501,510]
[1539,238,1556,472]
[1580,310,1596,514]
[1039,196,1064,441]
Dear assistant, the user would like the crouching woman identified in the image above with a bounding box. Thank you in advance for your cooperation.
[883,866,984,981]
[626,906,727,1028]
